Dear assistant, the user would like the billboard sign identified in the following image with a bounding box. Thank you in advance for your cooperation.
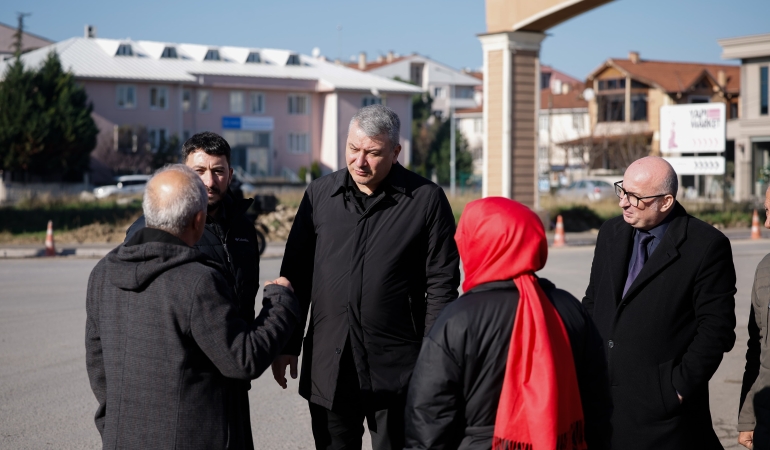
[662,156,726,175]
[659,103,726,154]
[221,116,274,131]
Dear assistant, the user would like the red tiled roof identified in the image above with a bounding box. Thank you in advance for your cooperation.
[541,65,582,85]
[593,59,740,94]
[541,82,588,110]
[455,105,482,114]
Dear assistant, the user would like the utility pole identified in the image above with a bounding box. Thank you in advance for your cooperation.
[13,12,32,59]
[450,84,456,197]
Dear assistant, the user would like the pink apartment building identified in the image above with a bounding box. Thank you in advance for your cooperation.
[1,34,421,179]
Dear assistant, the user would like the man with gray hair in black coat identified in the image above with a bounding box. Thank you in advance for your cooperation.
[85,164,299,450]
[272,105,461,450]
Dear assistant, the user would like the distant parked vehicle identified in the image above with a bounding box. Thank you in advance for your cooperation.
[556,179,615,202]
[93,175,151,199]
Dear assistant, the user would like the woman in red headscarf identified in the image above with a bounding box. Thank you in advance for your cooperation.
[404,197,611,450]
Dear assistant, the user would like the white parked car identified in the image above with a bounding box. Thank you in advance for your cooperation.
[556,179,615,202]
[93,175,151,199]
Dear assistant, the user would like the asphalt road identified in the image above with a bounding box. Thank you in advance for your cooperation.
[0,239,767,449]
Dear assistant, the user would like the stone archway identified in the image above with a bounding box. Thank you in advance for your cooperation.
[480,0,614,206]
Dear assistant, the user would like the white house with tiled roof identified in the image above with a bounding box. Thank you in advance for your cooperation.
[0,35,421,179]
[347,52,481,118]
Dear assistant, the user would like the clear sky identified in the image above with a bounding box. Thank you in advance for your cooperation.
[4,0,770,80]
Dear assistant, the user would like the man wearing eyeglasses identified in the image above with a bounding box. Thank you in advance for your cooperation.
[583,156,736,450]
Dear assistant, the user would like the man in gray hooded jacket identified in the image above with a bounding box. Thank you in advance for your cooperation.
[85,164,299,450]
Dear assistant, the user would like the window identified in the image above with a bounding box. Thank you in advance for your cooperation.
[474,118,483,133]
[761,66,768,116]
[731,102,739,120]
[183,130,191,142]
[455,87,475,99]
[116,85,136,109]
[246,52,261,63]
[115,44,133,56]
[230,91,244,113]
[597,95,625,122]
[148,128,168,150]
[362,96,382,107]
[288,94,309,115]
[630,80,648,89]
[410,63,424,86]
[433,87,445,99]
[539,115,549,132]
[182,89,191,112]
[597,78,626,91]
[286,54,301,65]
[149,86,168,110]
[204,49,221,61]
[541,72,552,90]
[251,92,265,113]
[288,133,309,154]
[572,113,584,131]
[198,90,211,112]
[161,47,178,59]
[631,94,647,121]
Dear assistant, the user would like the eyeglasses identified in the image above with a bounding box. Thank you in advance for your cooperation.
[614,181,668,207]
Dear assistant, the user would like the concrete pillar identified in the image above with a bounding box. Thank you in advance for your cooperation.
[734,138,753,201]
[320,93,340,173]
[479,31,545,207]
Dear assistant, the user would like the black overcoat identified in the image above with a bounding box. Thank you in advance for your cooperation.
[583,202,736,449]
[280,164,461,410]
[404,279,612,450]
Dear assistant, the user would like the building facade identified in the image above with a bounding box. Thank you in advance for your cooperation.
[569,52,740,198]
[455,65,590,188]
[0,35,421,181]
[348,52,482,118]
[720,33,770,201]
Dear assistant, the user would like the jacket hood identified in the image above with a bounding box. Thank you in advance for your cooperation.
[106,241,208,291]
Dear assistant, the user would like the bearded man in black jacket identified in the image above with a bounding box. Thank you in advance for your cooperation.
[272,104,461,450]
[124,132,261,447]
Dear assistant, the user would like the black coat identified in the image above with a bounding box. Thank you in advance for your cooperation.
[280,164,461,410]
[583,202,736,450]
[404,279,612,450]
[126,192,260,323]
[85,228,299,450]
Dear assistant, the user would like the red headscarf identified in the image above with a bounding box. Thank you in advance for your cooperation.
[456,197,586,450]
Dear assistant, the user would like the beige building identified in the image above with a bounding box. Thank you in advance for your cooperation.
[558,52,740,198]
[720,33,770,201]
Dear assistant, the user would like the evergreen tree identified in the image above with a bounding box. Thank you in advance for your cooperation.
[0,52,98,180]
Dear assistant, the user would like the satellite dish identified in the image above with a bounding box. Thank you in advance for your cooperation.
[371,88,380,97]
[311,47,321,58]
[582,88,595,101]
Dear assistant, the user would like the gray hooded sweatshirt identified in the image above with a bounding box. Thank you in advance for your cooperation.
[85,227,299,450]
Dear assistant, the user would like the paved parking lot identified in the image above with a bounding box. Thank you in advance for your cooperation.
[0,239,767,449]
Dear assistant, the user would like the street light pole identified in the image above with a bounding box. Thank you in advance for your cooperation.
[450,84,456,197]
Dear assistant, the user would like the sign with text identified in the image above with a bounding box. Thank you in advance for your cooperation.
[221,116,274,131]
[659,103,726,153]
[663,156,726,175]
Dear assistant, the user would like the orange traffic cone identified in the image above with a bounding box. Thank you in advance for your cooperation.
[752,209,762,240]
[45,220,56,256]
[553,215,566,247]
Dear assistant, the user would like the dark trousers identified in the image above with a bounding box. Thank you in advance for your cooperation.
[309,340,406,450]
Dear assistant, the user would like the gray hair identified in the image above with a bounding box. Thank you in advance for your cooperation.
[349,104,401,149]
[143,164,207,236]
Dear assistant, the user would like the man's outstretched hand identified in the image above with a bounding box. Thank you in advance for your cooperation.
[265,277,294,292]
[271,355,298,389]
[739,430,753,449]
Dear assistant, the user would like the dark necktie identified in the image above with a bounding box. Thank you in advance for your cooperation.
[623,231,654,297]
